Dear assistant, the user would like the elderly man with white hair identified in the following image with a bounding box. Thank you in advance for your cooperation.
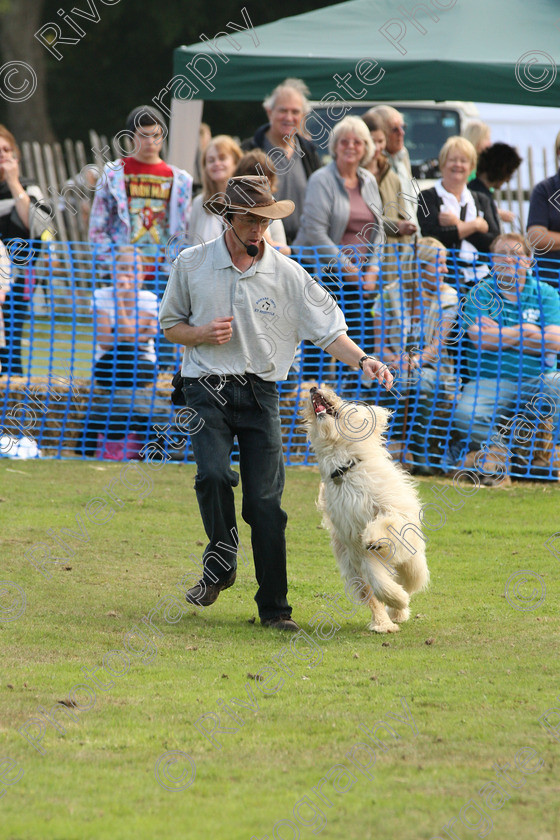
[365,105,418,227]
[241,78,321,242]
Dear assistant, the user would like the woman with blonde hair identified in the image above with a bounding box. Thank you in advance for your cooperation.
[370,236,459,473]
[419,136,499,284]
[187,135,243,245]
[462,120,491,156]
[92,247,158,388]
[462,119,491,182]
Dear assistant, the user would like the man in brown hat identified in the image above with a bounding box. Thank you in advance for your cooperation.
[159,176,393,631]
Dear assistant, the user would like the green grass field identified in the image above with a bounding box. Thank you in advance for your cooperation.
[21,315,94,380]
[1,462,559,840]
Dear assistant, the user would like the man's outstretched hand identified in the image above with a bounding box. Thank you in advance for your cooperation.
[362,357,394,390]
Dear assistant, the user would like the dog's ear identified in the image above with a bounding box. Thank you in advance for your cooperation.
[370,404,391,436]
[336,400,378,443]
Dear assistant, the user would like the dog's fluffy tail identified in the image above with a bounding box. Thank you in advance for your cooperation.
[402,553,430,594]
[361,556,409,611]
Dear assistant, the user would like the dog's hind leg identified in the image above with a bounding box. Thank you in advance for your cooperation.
[368,593,400,633]
[330,533,357,585]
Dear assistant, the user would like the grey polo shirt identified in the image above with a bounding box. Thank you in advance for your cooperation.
[159,233,347,381]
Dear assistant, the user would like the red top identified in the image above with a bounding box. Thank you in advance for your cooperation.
[123,157,174,250]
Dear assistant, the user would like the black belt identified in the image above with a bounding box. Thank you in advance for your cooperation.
[184,372,267,390]
[184,372,275,412]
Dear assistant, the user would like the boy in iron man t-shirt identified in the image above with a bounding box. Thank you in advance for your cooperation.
[89,105,193,366]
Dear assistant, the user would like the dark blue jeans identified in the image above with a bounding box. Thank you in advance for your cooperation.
[183,375,290,620]
[0,273,26,376]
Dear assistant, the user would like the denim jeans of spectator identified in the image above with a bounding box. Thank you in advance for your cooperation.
[183,376,290,621]
[77,408,149,457]
[94,344,157,389]
[76,387,170,458]
[0,271,27,376]
[373,366,439,466]
[454,372,560,451]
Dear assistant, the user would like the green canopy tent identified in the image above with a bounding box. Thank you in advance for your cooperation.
[168,0,560,168]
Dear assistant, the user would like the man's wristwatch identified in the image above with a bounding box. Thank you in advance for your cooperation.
[358,355,374,370]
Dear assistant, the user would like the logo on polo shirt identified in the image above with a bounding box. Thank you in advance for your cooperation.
[254,297,277,316]
[522,307,540,323]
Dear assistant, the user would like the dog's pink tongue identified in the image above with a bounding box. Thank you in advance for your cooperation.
[315,405,326,415]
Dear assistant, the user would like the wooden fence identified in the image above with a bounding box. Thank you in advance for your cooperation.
[18,131,131,243]
[17,132,132,314]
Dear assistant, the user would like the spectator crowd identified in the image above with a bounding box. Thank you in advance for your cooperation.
[1,77,560,484]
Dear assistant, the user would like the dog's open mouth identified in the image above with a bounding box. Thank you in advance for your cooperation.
[311,389,338,419]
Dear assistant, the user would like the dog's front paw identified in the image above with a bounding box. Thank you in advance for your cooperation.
[368,620,400,634]
[362,522,388,555]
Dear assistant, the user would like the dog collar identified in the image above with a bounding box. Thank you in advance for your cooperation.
[330,459,358,482]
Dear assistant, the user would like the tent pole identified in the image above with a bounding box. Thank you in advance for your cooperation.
[168,98,203,176]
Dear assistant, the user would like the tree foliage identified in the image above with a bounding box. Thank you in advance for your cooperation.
[0,0,54,141]
[1,0,342,145]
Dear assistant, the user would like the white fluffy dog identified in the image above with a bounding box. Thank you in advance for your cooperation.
[302,387,429,633]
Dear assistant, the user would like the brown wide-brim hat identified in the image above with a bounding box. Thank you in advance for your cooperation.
[203,175,294,220]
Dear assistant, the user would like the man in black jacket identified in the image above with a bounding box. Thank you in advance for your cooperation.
[527,132,560,285]
[241,78,321,243]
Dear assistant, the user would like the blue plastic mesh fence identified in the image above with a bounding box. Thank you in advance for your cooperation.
[1,240,559,481]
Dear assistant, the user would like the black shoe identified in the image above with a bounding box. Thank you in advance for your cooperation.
[260,614,300,632]
[185,570,236,607]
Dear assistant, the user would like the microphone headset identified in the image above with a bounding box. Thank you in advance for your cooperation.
[230,225,259,257]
